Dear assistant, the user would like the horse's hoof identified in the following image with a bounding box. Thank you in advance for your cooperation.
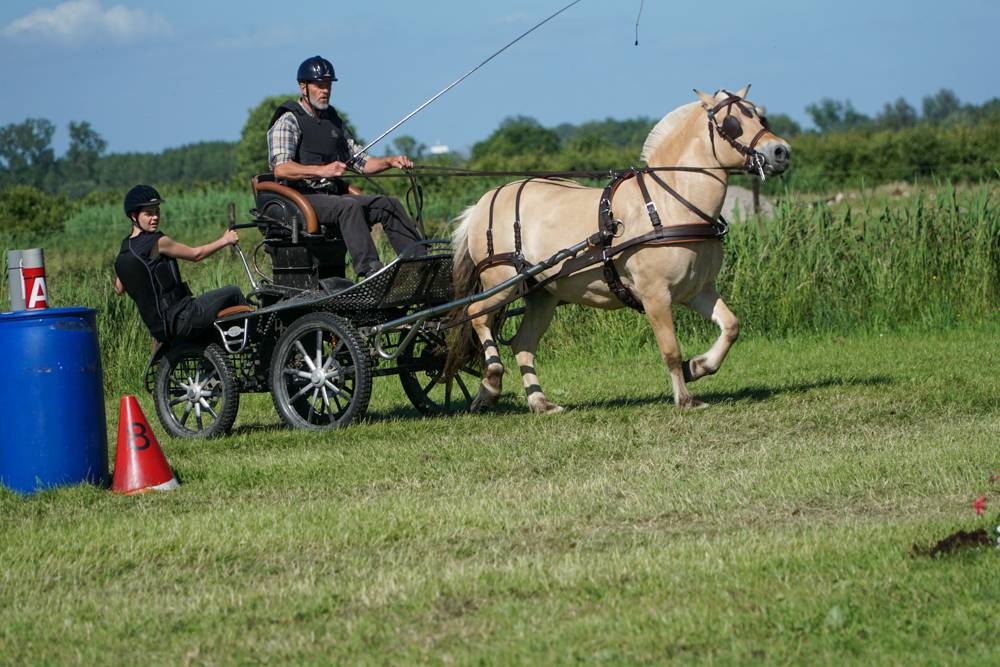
[529,397,564,414]
[678,399,709,410]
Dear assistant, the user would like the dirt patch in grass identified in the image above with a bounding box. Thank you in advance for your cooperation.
[911,528,993,557]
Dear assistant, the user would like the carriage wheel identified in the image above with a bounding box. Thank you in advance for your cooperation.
[398,329,477,415]
[154,343,239,439]
[269,313,372,430]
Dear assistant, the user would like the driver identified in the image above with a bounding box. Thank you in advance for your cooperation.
[114,185,247,343]
[266,55,425,279]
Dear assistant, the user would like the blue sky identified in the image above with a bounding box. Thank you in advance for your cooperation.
[1,0,996,156]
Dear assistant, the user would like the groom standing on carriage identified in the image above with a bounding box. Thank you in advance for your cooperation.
[266,55,426,279]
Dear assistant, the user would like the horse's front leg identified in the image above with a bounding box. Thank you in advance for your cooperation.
[510,290,562,414]
[683,285,739,382]
[643,290,707,409]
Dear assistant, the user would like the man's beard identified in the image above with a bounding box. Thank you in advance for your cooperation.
[309,93,329,110]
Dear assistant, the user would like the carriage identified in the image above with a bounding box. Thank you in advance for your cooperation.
[145,175,481,438]
[146,87,791,438]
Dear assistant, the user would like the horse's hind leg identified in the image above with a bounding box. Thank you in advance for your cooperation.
[509,290,562,414]
[683,285,739,383]
[643,290,706,409]
[467,271,518,412]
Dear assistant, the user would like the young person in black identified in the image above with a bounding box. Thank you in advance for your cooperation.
[114,185,246,343]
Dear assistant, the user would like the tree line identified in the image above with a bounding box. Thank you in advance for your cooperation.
[2,89,999,238]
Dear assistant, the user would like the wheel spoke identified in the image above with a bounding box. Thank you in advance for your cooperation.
[323,379,349,399]
[315,330,323,370]
[195,402,203,430]
[422,374,442,395]
[169,396,189,407]
[455,375,473,402]
[199,398,218,419]
[180,402,193,426]
[294,340,317,371]
[289,383,314,404]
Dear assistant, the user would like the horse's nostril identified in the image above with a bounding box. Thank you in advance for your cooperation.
[773,146,787,160]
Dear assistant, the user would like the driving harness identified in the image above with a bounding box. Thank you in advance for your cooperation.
[471,92,771,313]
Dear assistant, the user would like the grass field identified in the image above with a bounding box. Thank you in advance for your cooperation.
[2,323,998,664]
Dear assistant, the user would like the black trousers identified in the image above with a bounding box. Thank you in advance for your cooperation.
[173,286,246,341]
[303,193,425,277]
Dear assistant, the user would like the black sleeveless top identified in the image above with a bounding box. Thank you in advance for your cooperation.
[269,100,353,165]
[114,231,191,341]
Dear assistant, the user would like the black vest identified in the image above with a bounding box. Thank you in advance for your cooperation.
[114,231,192,341]
[269,100,353,166]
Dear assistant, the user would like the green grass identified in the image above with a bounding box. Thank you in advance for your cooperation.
[2,324,998,664]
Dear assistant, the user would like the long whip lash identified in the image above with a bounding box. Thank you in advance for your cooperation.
[351,0,585,162]
[634,0,644,45]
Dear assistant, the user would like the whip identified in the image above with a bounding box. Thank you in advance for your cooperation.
[350,0,585,163]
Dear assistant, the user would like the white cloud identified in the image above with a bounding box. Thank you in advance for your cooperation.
[2,0,171,43]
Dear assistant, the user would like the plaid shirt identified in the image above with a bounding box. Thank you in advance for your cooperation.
[266,100,369,174]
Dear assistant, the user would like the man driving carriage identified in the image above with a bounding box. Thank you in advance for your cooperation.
[266,55,426,279]
[114,185,248,343]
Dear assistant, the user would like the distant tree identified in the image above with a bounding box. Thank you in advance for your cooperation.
[921,89,963,126]
[389,135,426,160]
[62,121,108,196]
[875,98,918,131]
[764,113,802,138]
[470,116,561,161]
[805,98,871,133]
[235,94,362,185]
[0,118,56,188]
[557,117,656,149]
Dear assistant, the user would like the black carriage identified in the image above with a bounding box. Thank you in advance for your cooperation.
[144,175,479,438]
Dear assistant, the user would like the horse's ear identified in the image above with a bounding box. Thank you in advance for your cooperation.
[735,84,751,99]
[694,89,716,108]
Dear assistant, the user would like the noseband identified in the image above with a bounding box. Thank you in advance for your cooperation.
[707,92,772,180]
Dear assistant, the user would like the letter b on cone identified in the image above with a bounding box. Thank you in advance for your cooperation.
[112,395,179,494]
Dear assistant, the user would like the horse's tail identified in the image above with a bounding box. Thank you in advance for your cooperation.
[444,205,483,377]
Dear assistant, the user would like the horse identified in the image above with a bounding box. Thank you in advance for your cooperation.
[447,86,791,413]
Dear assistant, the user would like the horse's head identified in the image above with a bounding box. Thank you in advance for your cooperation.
[694,85,791,177]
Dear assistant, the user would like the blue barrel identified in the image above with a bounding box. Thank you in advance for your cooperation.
[0,307,108,494]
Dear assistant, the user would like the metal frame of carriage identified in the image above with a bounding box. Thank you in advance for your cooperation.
[143,173,599,438]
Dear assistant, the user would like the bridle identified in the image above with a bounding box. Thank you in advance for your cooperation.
[706,91,773,180]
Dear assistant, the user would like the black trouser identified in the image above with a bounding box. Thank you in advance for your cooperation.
[172,286,246,341]
[303,193,425,277]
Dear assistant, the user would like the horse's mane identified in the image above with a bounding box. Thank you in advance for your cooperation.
[640,101,703,164]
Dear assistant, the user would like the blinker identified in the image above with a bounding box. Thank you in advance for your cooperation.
[721,114,743,140]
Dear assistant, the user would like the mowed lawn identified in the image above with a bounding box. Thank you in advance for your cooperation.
[1,323,998,665]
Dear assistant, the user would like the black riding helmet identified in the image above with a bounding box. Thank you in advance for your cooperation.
[124,185,163,217]
[297,55,337,82]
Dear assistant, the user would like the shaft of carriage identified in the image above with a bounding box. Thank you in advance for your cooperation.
[369,234,601,360]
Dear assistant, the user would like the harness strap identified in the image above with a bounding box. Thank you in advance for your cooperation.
[634,170,662,228]
[645,171,718,225]
[486,183,509,258]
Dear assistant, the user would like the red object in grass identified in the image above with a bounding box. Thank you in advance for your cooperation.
[972,496,987,516]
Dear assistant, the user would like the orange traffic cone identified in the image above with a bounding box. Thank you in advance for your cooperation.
[111,395,179,494]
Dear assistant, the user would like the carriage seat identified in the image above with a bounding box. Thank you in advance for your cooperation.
[251,173,323,236]
[251,174,350,289]
[216,304,254,318]
[251,173,363,239]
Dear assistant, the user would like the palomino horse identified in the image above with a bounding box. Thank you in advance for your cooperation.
[448,86,791,413]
